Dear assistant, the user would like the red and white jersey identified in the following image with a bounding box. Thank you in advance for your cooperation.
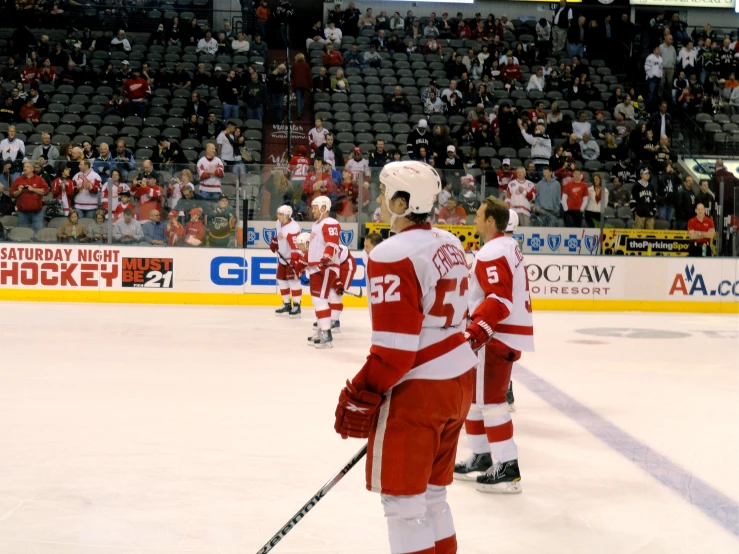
[307,216,341,275]
[505,178,536,216]
[468,234,534,352]
[197,155,224,194]
[352,224,479,396]
[72,168,102,211]
[288,155,311,181]
[101,180,123,211]
[308,126,329,153]
[337,243,351,264]
[276,218,301,263]
[344,157,370,184]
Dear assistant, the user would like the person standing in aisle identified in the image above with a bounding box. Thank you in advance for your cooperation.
[334,161,477,554]
[274,0,294,48]
[551,0,573,53]
[267,63,288,124]
[454,197,534,493]
[631,168,658,229]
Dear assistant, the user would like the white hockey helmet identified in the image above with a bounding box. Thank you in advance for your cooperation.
[296,232,311,246]
[276,204,293,218]
[380,161,441,217]
[311,195,332,213]
[505,209,519,233]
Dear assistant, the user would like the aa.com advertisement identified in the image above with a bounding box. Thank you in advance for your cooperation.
[667,260,739,301]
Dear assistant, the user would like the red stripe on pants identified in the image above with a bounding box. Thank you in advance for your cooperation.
[485,420,513,443]
[435,534,457,554]
[464,419,485,435]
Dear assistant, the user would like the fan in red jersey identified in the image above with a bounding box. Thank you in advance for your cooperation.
[453,197,534,494]
[334,161,478,554]
[271,204,303,317]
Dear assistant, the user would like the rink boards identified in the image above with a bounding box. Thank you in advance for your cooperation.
[0,245,737,313]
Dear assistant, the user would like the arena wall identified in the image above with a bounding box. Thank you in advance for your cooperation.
[0,245,736,313]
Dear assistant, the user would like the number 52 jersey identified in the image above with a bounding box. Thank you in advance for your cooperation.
[354,224,479,396]
[468,235,534,352]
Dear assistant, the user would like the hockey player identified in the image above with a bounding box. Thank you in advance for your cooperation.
[270,204,303,317]
[503,209,519,413]
[334,161,478,554]
[293,195,341,348]
[454,197,534,493]
[314,243,357,333]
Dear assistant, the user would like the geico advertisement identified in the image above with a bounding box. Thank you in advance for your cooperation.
[667,260,739,300]
[526,258,625,298]
[210,252,367,290]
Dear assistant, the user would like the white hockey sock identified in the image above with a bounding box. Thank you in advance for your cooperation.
[482,405,517,463]
[383,494,435,554]
[464,404,489,454]
[289,279,302,305]
[277,279,290,304]
[312,296,331,331]
[425,485,456,553]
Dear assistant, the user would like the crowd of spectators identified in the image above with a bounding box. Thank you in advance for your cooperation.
[278,1,738,246]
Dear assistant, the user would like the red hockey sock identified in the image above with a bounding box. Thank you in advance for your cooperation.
[435,534,457,554]
[485,420,513,443]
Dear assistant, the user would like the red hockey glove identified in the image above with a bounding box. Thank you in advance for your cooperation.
[291,252,307,274]
[464,318,495,352]
[269,237,279,253]
[200,172,211,180]
[320,253,332,267]
[334,282,345,295]
[334,380,383,439]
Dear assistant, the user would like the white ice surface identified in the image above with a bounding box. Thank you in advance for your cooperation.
[0,303,737,553]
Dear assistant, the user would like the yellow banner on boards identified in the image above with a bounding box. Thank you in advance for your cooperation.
[364,223,480,251]
[601,228,716,257]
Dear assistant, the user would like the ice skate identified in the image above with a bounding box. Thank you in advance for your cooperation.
[453,453,493,482]
[313,329,333,349]
[476,460,522,494]
[307,330,320,344]
[507,381,516,412]
[275,302,291,317]
[289,304,302,318]
[331,320,341,334]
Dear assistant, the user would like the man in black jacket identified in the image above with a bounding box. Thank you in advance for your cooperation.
[274,0,294,48]
[0,182,14,217]
[674,175,696,230]
[406,119,431,159]
[384,86,411,115]
[656,162,680,226]
[568,16,586,59]
[630,168,658,229]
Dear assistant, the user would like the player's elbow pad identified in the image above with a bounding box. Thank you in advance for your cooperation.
[472,298,511,330]
[352,349,416,396]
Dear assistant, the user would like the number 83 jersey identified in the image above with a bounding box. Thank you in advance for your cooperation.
[468,235,535,352]
[357,224,478,396]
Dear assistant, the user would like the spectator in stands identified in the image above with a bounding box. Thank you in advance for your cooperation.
[441,80,463,104]
[56,209,85,242]
[695,179,716,219]
[580,134,600,162]
[216,122,237,172]
[267,64,288,124]
[113,189,136,222]
[275,0,294,48]
[324,21,342,45]
[531,166,560,227]
[314,134,339,168]
[83,210,109,243]
[584,174,608,228]
[313,66,331,94]
[645,46,664,112]
[305,20,325,50]
[657,162,680,226]
[101,168,124,214]
[330,69,349,94]
[197,30,218,55]
[255,0,271,42]
[32,158,53,187]
[527,67,546,92]
[0,96,16,124]
[218,70,240,121]
[390,11,404,31]
[572,111,591,139]
[520,122,552,173]
[184,92,208,121]
[369,139,391,170]
[1,125,25,187]
[113,208,144,243]
[407,119,431,159]
[31,134,59,171]
[122,68,151,119]
[424,90,444,116]
[437,197,466,224]
[197,143,224,200]
[183,207,206,245]
[560,168,588,227]
[72,160,101,218]
[567,15,585,58]
[630,168,658,229]
[302,157,336,205]
[10,161,49,232]
[142,210,167,245]
[114,140,136,179]
[505,167,536,227]
[614,95,636,121]
[385,86,411,115]
[344,44,364,70]
[251,34,268,60]
[359,8,376,30]
[111,30,131,52]
[440,144,464,183]
[674,175,697,230]
[243,71,267,122]
[322,44,344,68]
[363,44,382,68]
[687,203,716,257]
[170,63,192,92]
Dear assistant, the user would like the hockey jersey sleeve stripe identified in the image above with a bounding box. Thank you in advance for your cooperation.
[496,323,534,335]
[371,330,419,352]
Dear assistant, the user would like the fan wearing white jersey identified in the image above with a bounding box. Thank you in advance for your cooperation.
[454,197,534,494]
[334,161,478,554]
[196,143,225,199]
[291,195,341,348]
[270,205,303,318]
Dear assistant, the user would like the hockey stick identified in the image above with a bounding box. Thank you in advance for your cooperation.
[256,443,368,554]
